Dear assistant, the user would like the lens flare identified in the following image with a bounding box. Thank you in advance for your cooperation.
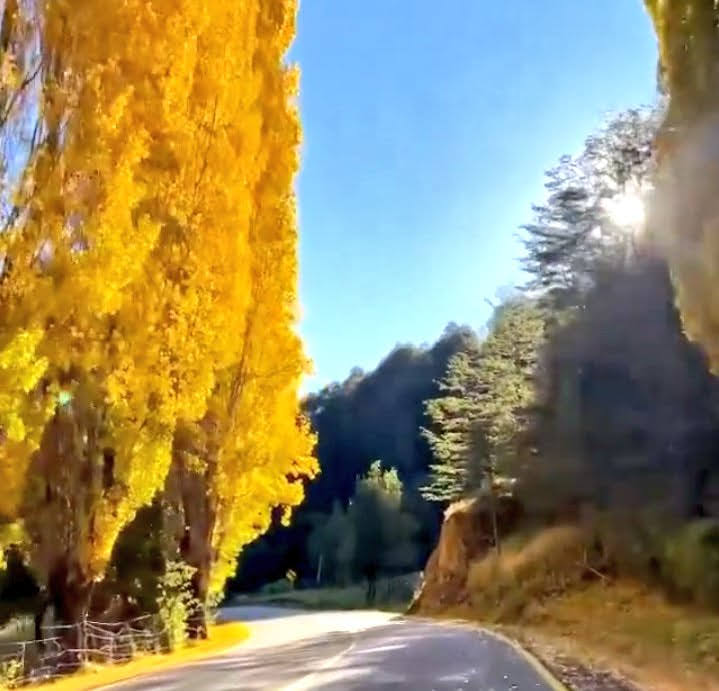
[604,188,646,231]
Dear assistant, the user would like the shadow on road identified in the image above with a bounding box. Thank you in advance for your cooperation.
[112,630,356,690]
[112,617,557,690]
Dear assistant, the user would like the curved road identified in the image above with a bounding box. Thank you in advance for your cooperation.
[103,606,562,690]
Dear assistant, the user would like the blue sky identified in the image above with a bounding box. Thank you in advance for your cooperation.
[292,1,659,392]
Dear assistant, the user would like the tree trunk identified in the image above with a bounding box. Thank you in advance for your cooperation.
[487,469,501,556]
[490,492,501,556]
[34,594,48,648]
[47,559,93,667]
[364,564,377,606]
[187,564,210,639]
[171,451,214,638]
[176,503,212,640]
[316,554,323,586]
[168,419,225,640]
[177,481,213,640]
[34,608,43,642]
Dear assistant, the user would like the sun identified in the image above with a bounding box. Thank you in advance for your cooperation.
[604,184,647,231]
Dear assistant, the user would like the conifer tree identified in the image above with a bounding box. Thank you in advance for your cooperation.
[421,301,546,513]
[420,342,484,503]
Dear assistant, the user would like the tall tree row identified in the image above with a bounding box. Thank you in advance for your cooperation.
[0,0,315,632]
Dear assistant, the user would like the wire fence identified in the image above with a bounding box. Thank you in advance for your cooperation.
[0,614,181,688]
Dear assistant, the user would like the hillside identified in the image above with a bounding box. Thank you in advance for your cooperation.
[411,501,719,690]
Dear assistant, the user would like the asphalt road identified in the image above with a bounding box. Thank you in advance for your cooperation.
[103,606,561,691]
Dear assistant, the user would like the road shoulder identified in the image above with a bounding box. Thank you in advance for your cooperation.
[406,615,569,691]
[29,622,250,691]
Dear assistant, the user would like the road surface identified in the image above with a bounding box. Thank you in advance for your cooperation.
[103,606,562,690]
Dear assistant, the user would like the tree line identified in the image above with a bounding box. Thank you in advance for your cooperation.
[5,0,718,642]
[421,101,719,603]
[235,102,719,607]
[231,326,476,591]
[237,3,719,610]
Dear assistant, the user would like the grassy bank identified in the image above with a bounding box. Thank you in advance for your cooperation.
[447,526,719,690]
[489,582,719,691]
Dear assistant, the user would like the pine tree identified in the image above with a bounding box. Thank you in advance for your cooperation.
[421,301,546,514]
[474,300,547,481]
[420,342,484,503]
[522,108,659,304]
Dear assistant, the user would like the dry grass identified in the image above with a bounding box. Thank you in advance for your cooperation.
[507,581,719,690]
[26,621,249,691]
[463,525,719,690]
[466,525,589,621]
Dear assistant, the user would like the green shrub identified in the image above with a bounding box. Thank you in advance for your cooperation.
[0,657,23,689]
[664,520,719,608]
[156,560,199,651]
[259,578,294,595]
[378,572,421,605]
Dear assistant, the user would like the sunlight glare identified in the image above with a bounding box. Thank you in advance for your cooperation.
[604,186,647,231]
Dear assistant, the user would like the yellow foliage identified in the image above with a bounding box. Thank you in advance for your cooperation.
[0,330,54,518]
[644,2,719,371]
[154,0,318,598]
[644,1,719,127]
[0,521,25,567]
[0,0,314,600]
[205,0,318,589]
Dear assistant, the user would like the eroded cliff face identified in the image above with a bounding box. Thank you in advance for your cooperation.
[410,496,522,614]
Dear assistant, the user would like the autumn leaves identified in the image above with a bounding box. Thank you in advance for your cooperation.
[0,0,315,623]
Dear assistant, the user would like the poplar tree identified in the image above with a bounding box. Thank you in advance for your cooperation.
[645,2,719,370]
[0,0,315,631]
